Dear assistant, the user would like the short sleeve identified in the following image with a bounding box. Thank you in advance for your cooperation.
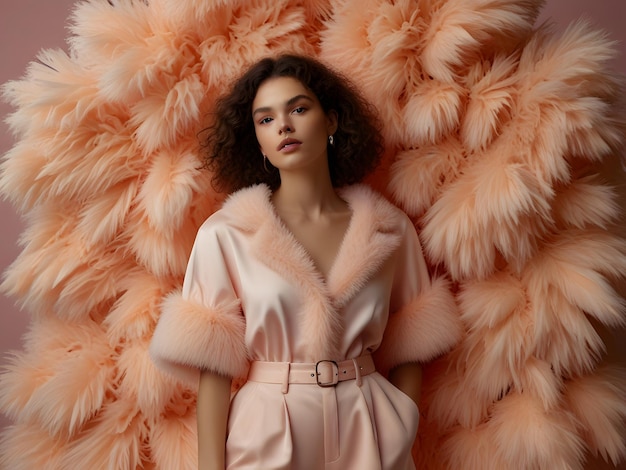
[149,216,249,388]
[375,214,462,374]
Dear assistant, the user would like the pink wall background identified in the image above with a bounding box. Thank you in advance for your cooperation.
[0,0,625,464]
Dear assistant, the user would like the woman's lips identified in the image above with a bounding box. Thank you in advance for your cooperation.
[277,138,301,152]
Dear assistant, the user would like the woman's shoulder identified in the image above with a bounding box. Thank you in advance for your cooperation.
[197,183,272,236]
[340,183,413,231]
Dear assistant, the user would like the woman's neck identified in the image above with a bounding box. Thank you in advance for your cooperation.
[272,167,345,219]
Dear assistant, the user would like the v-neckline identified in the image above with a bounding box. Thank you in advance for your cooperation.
[267,195,355,285]
[224,183,406,310]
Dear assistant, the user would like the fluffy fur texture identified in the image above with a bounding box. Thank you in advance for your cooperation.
[150,294,247,388]
[213,183,450,363]
[1,0,625,468]
[375,276,462,374]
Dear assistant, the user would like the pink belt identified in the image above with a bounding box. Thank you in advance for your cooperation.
[246,355,376,463]
[247,355,376,393]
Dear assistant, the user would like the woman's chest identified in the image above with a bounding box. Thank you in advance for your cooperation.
[231,246,396,359]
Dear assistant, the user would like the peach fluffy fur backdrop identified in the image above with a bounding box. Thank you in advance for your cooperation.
[1,0,626,468]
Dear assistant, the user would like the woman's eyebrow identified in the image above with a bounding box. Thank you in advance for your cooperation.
[252,94,314,118]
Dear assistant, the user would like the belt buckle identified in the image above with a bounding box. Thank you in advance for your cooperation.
[315,360,339,387]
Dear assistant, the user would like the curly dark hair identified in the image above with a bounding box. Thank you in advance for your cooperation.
[201,54,385,193]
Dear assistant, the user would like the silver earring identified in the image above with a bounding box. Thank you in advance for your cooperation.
[328,135,334,146]
[263,155,270,172]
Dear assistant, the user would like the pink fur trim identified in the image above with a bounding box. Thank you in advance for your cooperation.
[149,291,248,387]
[252,217,341,360]
[223,183,409,361]
[329,184,404,307]
[376,276,461,373]
[225,184,341,360]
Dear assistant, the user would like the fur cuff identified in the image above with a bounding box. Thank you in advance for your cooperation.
[376,276,462,374]
[149,291,248,388]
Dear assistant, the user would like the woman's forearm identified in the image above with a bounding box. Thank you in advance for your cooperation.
[197,370,232,470]
[389,362,422,406]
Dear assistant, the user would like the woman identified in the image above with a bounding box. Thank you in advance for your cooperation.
[150,54,458,469]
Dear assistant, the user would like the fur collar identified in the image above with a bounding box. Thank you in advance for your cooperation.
[220,184,405,360]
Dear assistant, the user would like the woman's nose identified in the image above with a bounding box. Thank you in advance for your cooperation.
[278,121,293,134]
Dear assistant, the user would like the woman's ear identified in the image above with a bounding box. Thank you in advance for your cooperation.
[326,110,338,135]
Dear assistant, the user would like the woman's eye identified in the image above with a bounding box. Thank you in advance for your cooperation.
[259,117,273,125]
[292,107,306,115]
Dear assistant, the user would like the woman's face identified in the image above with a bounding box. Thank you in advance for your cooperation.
[252,76,337,174]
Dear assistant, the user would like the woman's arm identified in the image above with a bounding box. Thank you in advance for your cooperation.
[389,362,422,406]
[197,370,232,470]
